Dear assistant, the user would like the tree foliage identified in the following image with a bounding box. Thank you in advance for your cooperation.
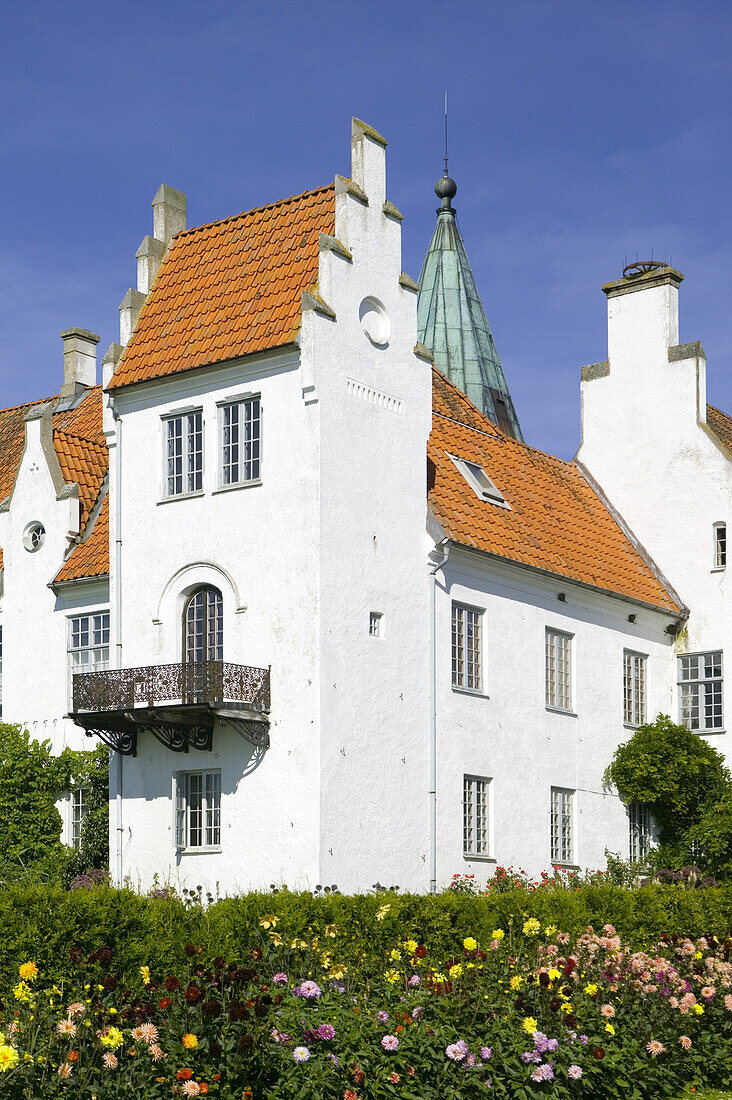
[0,723,108,883]
[605,714,732,865]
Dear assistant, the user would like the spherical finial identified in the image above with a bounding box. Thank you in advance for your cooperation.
[435,174,457,207]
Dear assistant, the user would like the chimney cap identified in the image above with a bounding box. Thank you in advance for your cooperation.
[60,327,100,344]
[602,264,684,300]
[152,183,186,210]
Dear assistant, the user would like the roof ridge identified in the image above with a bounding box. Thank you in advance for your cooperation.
[0,394,57,417]
[173,183,335,240]
[433,411,503,442]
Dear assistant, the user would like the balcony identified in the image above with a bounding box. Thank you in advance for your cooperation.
[71,660,270,757]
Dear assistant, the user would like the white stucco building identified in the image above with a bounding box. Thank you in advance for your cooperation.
[0,119,725,893]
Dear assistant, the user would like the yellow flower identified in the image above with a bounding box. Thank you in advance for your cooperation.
[560,1003,574,1014]
[405,939,418,954]
[694,951,702,959]
[522,1017,538,1035]
[384,969,400,984]
[463,937,478,951]
[449,963,463,978]
[467,962,475,969]
[259,914,279,930]
[324,924,338,938]
[290,939,307,950]
[544,925,557,937]
[109,1008,117,1015]
[584,983,598,996]
[182,1033,198,1049]
[491,929,505,941]
[100,1027,124,1050]
[328,965,347,980]
[269,932,283,947]
[548,969,562,982]
[692,1003,704,1016]
[376,904,391,921]
[320,953,332,968]
[13,982,31,1003]
[140,966,150,986]
[605,1023,615,1035]
[523,918,541,936]
[18,962,38,982]
[390,949,402,962]
[0,1044,19,1071]
[510,975,523,990]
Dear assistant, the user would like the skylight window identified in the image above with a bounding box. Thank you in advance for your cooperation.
[450,455,509,508]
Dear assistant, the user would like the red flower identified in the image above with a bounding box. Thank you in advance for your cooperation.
[67,1051,79,1063]
[414,945,427,958]
[593,1048,606,1060]
[159,997,172,1010]
[177,1068,194,1081]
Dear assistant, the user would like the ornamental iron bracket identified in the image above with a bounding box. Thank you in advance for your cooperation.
[84,726,138,757]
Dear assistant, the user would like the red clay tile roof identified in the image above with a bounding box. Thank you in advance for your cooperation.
[429,368,682,613]
[55,491,109,583]
[0,387,109,578]
[707,405,732,453]
[109,185,336,390]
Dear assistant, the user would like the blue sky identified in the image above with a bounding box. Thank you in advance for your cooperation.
[2,0,730,457]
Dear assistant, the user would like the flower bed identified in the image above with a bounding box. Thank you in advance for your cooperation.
[1,912,732,1098]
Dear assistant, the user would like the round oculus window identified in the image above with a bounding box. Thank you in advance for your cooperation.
[23,521,45,553]
[359,296,391,347]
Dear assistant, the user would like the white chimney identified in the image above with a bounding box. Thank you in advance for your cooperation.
[152,184,187,247]
[603,263,683,367]
[119,289,146,347]
[60,328,100,395]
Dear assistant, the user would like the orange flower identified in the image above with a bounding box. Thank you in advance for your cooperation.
[159,997,172,1010]
[199,1085,209,1095]
[242,1090,252,1099]
[67,1051,79,1063]
[177,1068,194,1081]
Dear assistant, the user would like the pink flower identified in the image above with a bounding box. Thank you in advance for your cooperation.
[272,972,288,986]
[149,1044,165,1062]
[646,1040,665,1056]
[377,1011,390,1023]
[66,1003,86,1018]
[445,1040,469,1062]
[679,1035,692,1050]
[568,1065,583,1079]
[481,1047,493,1060]
[724,994,732,1011]
[57,1063,73,1079]
[181,1084,201,1098]
[382,1035,399,1051]
[102,1053,118,1070]
[600,1004,615,1019]
[700,985,716,1000]
[132,1023,159,1044]
[56,1019,77,1037]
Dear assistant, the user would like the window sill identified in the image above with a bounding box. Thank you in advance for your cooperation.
[212,479,262,496]
[551,862,580,871]
[711,567,726,574]
[157,491,205,506]
[463,854,496,864]
[176,846,222,855]
[691,728,726,736]
[452,686,490,699]
[623,722,643,730]
[545,706,578,718]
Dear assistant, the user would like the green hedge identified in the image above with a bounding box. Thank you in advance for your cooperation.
[1,881,731,990]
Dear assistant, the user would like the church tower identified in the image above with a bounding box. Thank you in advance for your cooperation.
[417,170,524,441]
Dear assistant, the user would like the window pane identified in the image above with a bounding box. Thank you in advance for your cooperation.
[452,604,481,691]
[677,652,723,731]
[551,787,573,863]
[546,631,571,710]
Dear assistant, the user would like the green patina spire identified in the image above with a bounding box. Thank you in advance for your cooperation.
[417,171,524,441]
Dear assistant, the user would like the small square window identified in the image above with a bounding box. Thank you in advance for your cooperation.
[449,454,508,507]
[369,612,383,638]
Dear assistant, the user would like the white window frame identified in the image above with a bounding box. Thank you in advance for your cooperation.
[448,454,510,508]
[452,602,483,693]
[545,628,573,712]
[463,774,491,858]
[628,801,652,863]
[163,408,204,498]
[369,611,383,638]
[68,612,110,706]
[623,650,647,727]
[713,522,726,570]
[175,770,222,852]
[550,786,574,865]
[678,651,723,732]
[71,787,88,850]
[217,395,261,489]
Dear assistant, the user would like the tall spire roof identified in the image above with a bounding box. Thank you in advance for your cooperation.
[417,172,524,442]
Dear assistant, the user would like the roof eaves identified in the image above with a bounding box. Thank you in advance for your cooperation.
[107,340,301,394]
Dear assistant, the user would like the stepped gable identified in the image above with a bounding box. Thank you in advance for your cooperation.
[108,184,336,390]
[429,368,681,614]
[0,387,108,577]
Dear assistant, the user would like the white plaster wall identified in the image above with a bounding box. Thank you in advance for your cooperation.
[109,348,323,893]
[578,276,732,760]
[307,128,433,893]
[0,409,109,756]
[434,549,676,884]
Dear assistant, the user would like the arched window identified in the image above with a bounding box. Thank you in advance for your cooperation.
[184,587,223,664]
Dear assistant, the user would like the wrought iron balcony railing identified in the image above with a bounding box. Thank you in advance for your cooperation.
[72,660,270,716]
